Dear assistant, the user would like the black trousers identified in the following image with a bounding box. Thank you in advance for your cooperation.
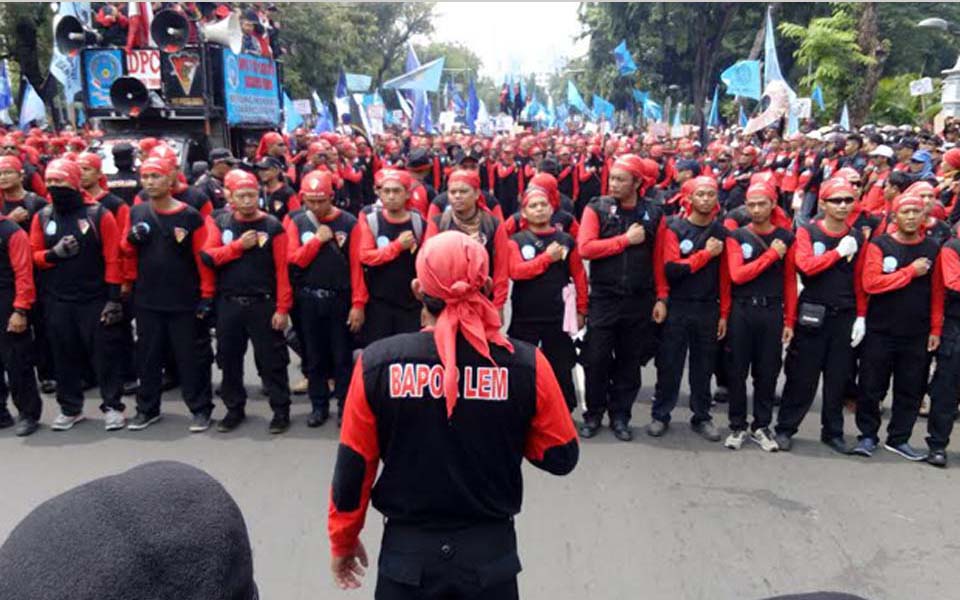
[509,320,577,411]
[726,301,783,431]
[365,298,421,346]
[216,296,290,415]
[375,521,520,600]
[776,310,855,440]
[45,297,124,416]
[651,301,718,425]
[30,297,55,382]
[583,294,654,424]
[134,308,213,417]
[0,301,41,421]
[927,318,960,450]
[297,289,352,413]
[856,331,927,445]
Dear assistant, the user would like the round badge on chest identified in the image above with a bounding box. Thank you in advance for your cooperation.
[376,235,390,249]
[882,256,898,273]
[222,229,234,244]
[521,244,536,260]
[679,239,694,255]
[813,241,826,256]
[741,243,754,260]
[45,220,57,236]
[301,231,314,244]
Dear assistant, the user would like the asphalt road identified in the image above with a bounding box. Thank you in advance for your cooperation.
[1,359,956,600]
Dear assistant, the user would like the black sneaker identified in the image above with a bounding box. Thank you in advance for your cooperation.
[712,387,729,404]
[122,381,140,397]
[14,417,39,437]
[927,449,948,468]
[39,380,56,395]
[307,409,329,428]
[610,420,633,442]
[189,412,212,433]
[578,417,602,438]
[127,412,161,431]
[217,410,245,433]
[773,432,792,452]
[821,436,851,455]
[268,414,290,434]
[0,411,13,429]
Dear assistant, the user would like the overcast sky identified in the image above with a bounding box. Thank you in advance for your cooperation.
[425,2,590,81]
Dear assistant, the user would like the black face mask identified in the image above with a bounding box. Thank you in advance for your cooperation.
[48,186,84,212]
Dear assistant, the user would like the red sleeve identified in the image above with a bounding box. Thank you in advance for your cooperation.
[348,224,368,309]
[426,201,441,223]
[723,217,738,232]
[30,173,46,198]
[503,216,518,236]
[523,348,578,475]
[287,193,301,213]
[328,355,379,558]
[793,226,842,276]
[191,222,214,299]
[114,203,136,285]
[569,245,588,315]
[567,217,580,239]
[339,163,363,184]
[940,244,960,293]
[356,212,404,266]
[724,236,779,285]
[491,223,510,309]
[490,203,504,223]
[201,220,245,267]
[409,187,429,218]
[285,220,324,268]
[423,217,439,245]
[932,252,945,337]
[861,242,916,294]
[507,239,552,281]
[577,206,628,260]
[783,243,798,328]
[200,199,213,218]
[29,213,53,269]
[8,228,35,310]
[577,161,591,183]
[661,227,714,278]
[271,231,292,314]
[720,248,731,319]
[98,210,122,285]
[721,175,737,191]
[653,218,668,300]
[854,241,868,317]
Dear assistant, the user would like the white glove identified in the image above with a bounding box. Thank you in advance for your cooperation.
[836,235,858,258]
[850,317,866,348]
[791,192,804,211]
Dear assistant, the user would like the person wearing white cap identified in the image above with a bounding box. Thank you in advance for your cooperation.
[862,145,894,214]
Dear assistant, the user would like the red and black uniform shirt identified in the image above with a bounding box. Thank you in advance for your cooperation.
[356,208,421,310]
[863,233,943,338]
[2,191,47,231]
[124,202,213,312]
[260,183,300,222]
[0,217,35,312]
[328,332,578,557]
[794,220,867,316]
[938,238,960,322]
[724,225,798,328]
[661,216,730,317]
[508,228,587,324]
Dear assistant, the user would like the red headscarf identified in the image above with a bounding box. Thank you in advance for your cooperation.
[818,177,856,201]
[416,231,513,418]
[0,156,23,172]
[224,169,259,192]
[301,170,333,196]
[140,157,174,176]
[255,132,284,161]
[447,170,481,191]
[45,159,82,190]
[527,172,560,210]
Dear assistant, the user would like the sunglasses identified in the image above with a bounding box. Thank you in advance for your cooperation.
[823,197,855,205]
[1,146,17,151]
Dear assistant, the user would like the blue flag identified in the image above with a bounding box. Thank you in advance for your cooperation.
[382,57,445,93]
[311,91,333,133]
[0,60,12,112]
[707,85,720,128]
[566,81,590,117]
[840,102,850,131]
[466,79,479,132]
[19,80,46,130]
[612,39,637,76]
[671,102,683,136]
[592,94,615,122]
[632,89,648,105]
[283,91,304,133]
[738,104,748,128]
[334,70,351,125]
[643,99,662,122]
[344,73,372,93]
[811,85,825,111]
[720,60,762,100]
[764,7,786,87]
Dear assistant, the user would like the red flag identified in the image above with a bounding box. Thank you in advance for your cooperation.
[125,2,153,50]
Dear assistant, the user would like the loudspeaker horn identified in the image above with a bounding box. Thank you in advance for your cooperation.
[200,13,242,55]
[54,15,101,57]
[109,77,149,118]
[150,9,190,53]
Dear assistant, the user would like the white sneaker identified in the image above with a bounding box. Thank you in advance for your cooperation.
[751,427,780,452]
[51,412,85,431]
[724,429,748,450]
[104,408,126,431]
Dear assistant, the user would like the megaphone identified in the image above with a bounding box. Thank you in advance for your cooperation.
[54,15,101,57]
[151,9,190,53]
[109,77,149,117]
[200,13,242,55]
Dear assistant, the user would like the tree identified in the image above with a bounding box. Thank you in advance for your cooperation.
[367,3,435,86]
[0,3,54,107]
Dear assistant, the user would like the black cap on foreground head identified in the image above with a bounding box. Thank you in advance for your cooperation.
[0,461,258,600]
[209,147,238,165]
[256,156,283,171]
[406,148,432,170]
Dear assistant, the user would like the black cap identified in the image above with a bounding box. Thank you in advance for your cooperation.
[112,142,135,158]
[209,148,237,165]
[255,156,282,170]
[406,148,431,170]
[456,149,482,165]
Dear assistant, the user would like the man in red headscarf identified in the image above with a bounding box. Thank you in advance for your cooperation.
[356,169,423,345]
[328,231,577,598]
[201,169,293,435]
[30,159,126,432]
[648,176,729,439]
[285,170,367,428]
[122,156,216,432]
[577,154,667,441]
[853,192,943,461]
[774,177,867,453]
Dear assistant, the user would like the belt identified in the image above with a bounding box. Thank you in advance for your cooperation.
[300,287,343,300]
[224,294,272,306]
[735,295,781,308]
